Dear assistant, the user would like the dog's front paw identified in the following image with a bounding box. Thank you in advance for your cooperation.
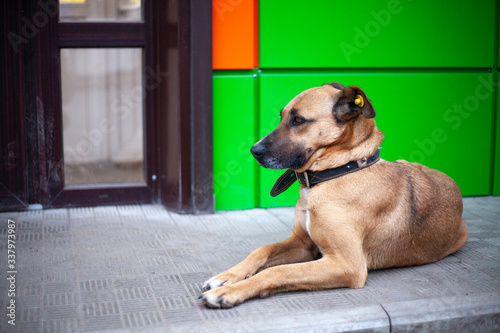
[203,271,250,291]
[199,285,243,309]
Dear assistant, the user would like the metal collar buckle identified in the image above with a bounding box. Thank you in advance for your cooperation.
[295,171,310,188]
[357,157,368,167]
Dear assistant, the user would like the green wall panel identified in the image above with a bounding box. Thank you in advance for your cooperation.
[257,97,300,207]
[213,73,257,210]
[260,0,495,68]
[495,86,500,195]
[258,71,494,208]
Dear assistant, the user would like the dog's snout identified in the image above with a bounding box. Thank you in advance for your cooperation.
[251,144,266,158]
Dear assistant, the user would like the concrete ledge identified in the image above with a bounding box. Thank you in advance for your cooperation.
[383,292,500,332]
[1,197,498,332]
[125,293,500,333]
[158,304,390,333]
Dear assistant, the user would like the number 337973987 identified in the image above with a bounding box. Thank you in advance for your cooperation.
[7,220,16,268]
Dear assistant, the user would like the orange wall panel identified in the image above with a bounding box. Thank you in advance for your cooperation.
[213,0,258,69]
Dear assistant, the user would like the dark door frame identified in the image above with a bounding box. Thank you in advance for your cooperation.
[154,0,214,213]
[0,0,28,211]
[0,0,213,214]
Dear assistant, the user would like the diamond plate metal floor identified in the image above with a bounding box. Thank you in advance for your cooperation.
[1,197,499,332]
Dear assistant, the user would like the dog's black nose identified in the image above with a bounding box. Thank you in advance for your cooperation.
[251,144,266,158]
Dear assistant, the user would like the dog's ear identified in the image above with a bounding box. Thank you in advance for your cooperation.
[323,82,345,91]
[333,85,376,122]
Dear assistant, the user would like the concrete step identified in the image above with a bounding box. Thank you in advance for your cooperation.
[0,197,499,332]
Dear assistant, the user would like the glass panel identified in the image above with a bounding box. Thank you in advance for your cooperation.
[61,48,144,185]
[60,0,142,21]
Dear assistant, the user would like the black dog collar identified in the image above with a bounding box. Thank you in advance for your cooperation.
[270,150,381,197]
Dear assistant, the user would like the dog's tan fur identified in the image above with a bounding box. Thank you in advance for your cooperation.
[201,83,468,308]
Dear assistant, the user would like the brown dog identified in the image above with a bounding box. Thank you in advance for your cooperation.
[200,83,468,309]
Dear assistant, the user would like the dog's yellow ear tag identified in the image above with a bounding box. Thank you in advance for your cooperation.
[354,95,364,107]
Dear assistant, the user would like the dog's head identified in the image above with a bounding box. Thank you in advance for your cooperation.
[251,82,378,171]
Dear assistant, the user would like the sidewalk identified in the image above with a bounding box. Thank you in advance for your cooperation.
[0,197,499,332]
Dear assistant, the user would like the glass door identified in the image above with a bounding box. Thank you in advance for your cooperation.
[0,0,213,212]
[42,0,155,206]
[61,47,145,185]
[60,1,145,186]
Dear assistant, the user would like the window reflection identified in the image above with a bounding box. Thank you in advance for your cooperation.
[61,48,144,185]
[60,0,142,22]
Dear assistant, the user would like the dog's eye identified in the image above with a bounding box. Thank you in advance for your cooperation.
[291,116,305,126]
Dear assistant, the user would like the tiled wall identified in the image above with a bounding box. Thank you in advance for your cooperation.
[213,0,500,210]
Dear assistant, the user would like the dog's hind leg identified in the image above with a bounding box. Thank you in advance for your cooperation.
[444,217,468,257]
